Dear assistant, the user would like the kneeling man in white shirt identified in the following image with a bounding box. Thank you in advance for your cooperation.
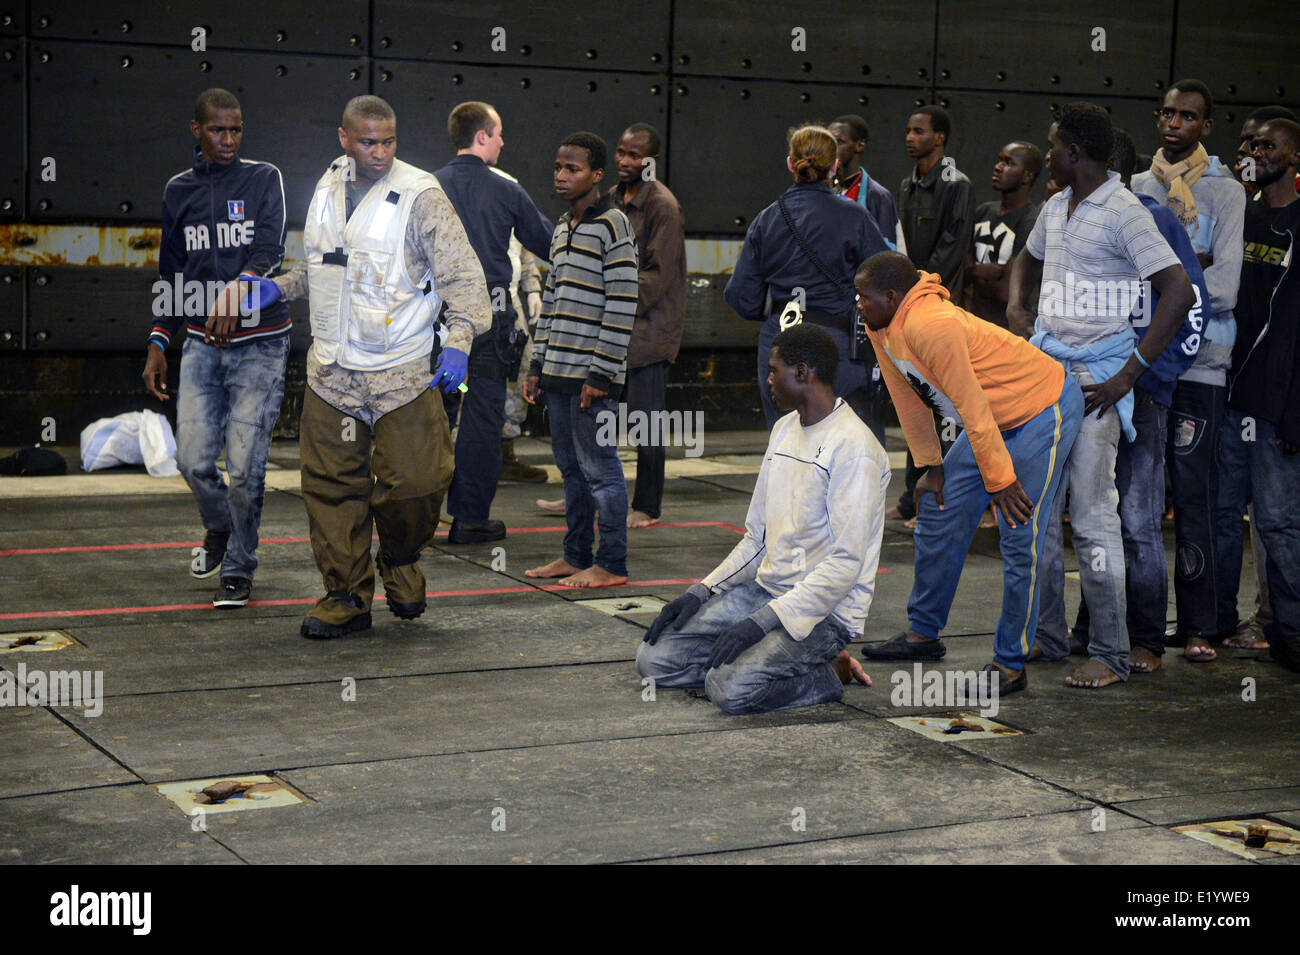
[636,322,890,713]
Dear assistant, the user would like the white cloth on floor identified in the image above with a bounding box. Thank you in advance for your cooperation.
[79,410,179,477]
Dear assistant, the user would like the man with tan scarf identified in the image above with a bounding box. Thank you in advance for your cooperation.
[1133,78,1247,665]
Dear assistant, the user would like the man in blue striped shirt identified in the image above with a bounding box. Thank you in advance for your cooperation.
[524,133,639,588]
[1008,103,1194,689]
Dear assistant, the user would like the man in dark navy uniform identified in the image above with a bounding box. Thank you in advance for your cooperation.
[434,101,555,543]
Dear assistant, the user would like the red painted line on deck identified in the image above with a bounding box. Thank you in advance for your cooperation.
[0,578,704,622]
[0,537,312,557]
[0,569,889,623]
[0,521,747,557]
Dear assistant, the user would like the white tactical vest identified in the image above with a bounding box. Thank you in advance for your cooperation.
[303,156,443,371]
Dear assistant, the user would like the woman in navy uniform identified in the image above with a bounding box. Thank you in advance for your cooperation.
[725,125,891,437]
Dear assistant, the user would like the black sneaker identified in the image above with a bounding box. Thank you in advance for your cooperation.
[191,530,229,579]
[213,576,251,609]
[446,518,507,544]
[860,631,947,661]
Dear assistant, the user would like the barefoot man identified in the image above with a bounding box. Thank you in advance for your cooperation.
[636,323,885,713]
[523,132,638,587]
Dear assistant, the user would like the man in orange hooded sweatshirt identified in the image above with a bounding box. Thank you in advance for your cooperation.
[857,251,1083,692]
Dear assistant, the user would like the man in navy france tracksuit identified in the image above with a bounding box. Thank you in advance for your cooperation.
[142,88,289,609]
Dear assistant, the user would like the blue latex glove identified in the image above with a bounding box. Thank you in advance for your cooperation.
[237,274,282,309]
[706,617,766,670]
[432,346,469,394]
[643,588,706,646]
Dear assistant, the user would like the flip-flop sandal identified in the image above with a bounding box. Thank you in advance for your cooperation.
[1221,633,1269,650]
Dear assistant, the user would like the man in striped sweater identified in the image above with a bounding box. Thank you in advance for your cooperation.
[523,133,639,587]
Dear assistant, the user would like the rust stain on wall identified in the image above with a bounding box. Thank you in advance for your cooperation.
[0,224,161,267]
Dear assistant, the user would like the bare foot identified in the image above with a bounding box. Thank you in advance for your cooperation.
[1065,658,1123,688]
[1130,647,1163,673]
[535,498,565,514]
[1027,645,1044,662]
[979,506,998,529]
[1184,636,1217,662]
[832,650,871,686]
[903,516,917,531]
[558,566,629,589]
[628,510,660,529]
[525,557,581,579]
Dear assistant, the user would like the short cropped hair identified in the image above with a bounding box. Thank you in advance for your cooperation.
[1248,105,1298,125]
[833,114,870,144]
[195,88,240,123]
[623,122,662,156]
[1055,102,1114,163]
[773,323,839,384]
[1169,78,1214,120]
[1261,118,1300,152]
[448,101,497,150]
[1009,141,1044,184]
[561,131,607,171]
[342,95,396,130]
[912,105,951,140]
[1109,127,1137,181]
[856,250,920,297]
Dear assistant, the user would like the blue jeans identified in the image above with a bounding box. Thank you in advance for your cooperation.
[908,376,1082,669]
[546,391,628,576]
[1215,409,1256,634]
[635,579,853,714]
[757,314,885,446]
[1249,419,1300,648]
[175,335,289,580]
[1035,371,1129,678]
[1074,389,1170,652]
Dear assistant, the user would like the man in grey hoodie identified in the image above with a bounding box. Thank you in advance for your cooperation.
[1132,78,1247,662]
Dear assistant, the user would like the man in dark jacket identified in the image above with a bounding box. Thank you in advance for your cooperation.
[434,101,555,544]
[1226,118,1300,673]
[890,105,976,522]
[142,88,289,610]
[612,123,686,529]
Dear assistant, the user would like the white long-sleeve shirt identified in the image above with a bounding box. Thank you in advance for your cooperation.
[702,399,891,639]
